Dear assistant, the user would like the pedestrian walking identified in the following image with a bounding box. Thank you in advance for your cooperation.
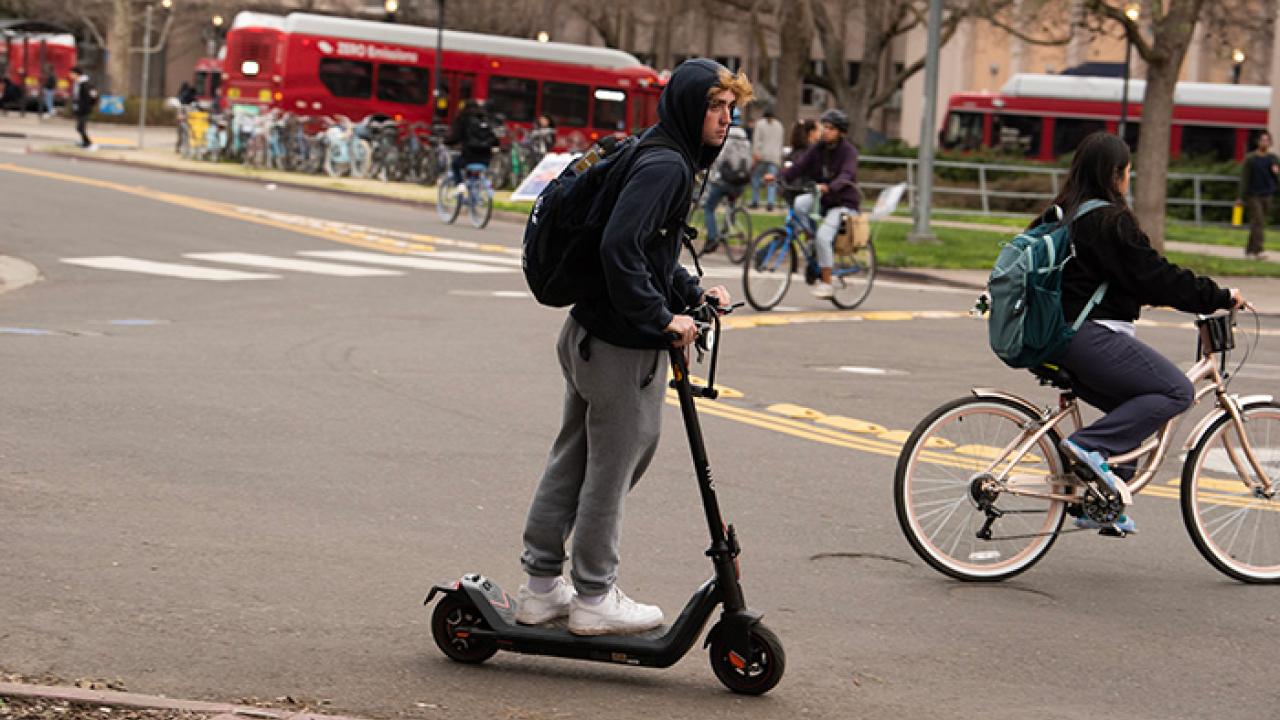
[0,74,17,117]
[1238,130,1279,260]
[749,106,784,211]
[70,66,98,149]
[516,59,750,636]
[42,66,57,118]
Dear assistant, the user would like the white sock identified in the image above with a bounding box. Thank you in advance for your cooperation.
[527,575,558,594]
[577,592,606,606]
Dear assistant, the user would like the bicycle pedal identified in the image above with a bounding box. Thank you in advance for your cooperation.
[1097,527,1128,539]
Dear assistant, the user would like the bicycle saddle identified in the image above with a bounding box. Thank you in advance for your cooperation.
[1030,363,1074,391]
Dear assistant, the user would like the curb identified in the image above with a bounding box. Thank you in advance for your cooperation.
[0,255,41,294]
[0,683,375,720]
[34,146,532,225]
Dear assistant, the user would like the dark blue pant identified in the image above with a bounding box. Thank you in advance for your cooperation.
[1060,321,1193,457]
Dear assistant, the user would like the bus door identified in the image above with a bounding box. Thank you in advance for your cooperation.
[443,71,475,123]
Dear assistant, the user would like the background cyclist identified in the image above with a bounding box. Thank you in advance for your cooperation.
[767,108,860,298]
[444,100,499,195]
[700,112,753,254]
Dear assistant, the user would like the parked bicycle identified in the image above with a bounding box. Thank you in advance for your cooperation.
[323,115,373,178]
[893,310,1280,584]
[437,162,494,228]
[695,190,751,264]
[742,182,877,311]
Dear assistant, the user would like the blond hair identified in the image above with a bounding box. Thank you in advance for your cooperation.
[708,68,755,107]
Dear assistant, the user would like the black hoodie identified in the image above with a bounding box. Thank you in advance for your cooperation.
[570,59,726,349]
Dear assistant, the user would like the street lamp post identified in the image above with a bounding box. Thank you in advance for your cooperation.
[385,0,399,23]
[433,0,447,132]
[1232,48,1246,84]
[1118,2,1139,145]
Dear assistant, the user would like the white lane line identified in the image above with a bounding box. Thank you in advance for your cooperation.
[298,250,515,274]
[417,250,524,267]
[61,256,279,281]
[185,252,403,277]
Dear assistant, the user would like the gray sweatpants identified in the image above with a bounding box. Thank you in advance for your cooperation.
[521,315,668,596]
[1060,321,1194,457]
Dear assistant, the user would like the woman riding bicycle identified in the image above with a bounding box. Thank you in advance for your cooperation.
[1040,132,1248,534]
[766,108,860,299]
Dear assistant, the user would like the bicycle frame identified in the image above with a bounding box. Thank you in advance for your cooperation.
[970,333,1277,505]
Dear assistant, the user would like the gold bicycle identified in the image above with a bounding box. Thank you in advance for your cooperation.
[894,311,1280,583]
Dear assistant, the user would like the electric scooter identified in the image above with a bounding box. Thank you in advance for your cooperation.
[425,300,785,695]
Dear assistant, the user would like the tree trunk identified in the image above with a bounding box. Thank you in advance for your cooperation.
[1130,0,1204,253]
[107,0,131,95]
[775,0,813,131]
[848,0,889,148]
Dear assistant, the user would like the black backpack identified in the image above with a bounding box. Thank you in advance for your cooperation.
[463,113,497,155]
[522,133,685,307]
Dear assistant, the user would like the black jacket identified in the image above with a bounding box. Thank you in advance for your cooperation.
[570,58,726,349]
[1037,205,1232,322]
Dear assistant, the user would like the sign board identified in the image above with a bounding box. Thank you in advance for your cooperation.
[510,152,577,201]
[869,181,908,221]
[98,94,124,116]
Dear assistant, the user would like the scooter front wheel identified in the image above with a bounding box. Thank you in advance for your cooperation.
[708,623,785,695]
[431,595,498,664]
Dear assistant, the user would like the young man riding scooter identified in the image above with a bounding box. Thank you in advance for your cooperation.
[517,59,753,635]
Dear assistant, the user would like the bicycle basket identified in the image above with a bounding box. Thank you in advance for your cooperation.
[1198,314,1235,354]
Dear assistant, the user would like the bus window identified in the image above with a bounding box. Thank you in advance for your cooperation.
[1180,125,1235,161]
[488,76,536,122]
[941,111,982,150]
[1052,118,1106,156]
[376,64,429,104]
[542,81,589,127]
[993,114,1042,157]
[319,58,372,98]
[592,88,626,131]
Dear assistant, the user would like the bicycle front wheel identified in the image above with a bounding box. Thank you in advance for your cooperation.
[437,180,461,223]
[723,206,752,264]
[743,228,796,311]
[895,396,1068,581]
[1181,401,1280,583]
[830,239,876,310]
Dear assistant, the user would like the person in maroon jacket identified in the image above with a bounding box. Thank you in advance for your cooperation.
[768,108,861,298]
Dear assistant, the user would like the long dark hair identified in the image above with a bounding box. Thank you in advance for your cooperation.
[1045,131,1131,227]
[790,119,816,152]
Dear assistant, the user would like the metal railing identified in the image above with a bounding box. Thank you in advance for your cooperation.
[859,155,1239,225]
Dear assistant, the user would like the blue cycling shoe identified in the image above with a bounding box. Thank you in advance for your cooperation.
[1060,438,1133,506]
[1074,513,1138,536]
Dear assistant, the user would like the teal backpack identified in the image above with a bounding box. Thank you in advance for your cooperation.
[986,200,1109,369]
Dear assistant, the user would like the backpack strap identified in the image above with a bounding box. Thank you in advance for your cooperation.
[1066,198,1111,331]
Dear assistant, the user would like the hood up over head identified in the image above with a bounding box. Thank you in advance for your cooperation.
[655,58,728,171]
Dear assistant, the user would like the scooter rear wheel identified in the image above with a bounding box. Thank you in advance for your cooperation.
[708,623,785,695]
[431,595,498,664]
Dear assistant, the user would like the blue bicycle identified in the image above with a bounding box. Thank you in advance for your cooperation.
[437,162,494,229]
[742,182,877,311]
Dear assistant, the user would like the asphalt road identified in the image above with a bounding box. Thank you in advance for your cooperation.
[3,140,1280,720]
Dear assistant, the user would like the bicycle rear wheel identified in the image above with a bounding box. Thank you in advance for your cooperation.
[1181,401,1280,583]
[830,239,876,310]
[437,180,461,223]
[895,396,1068,581]
[469,186,494,228]
[743,228,796,311]
[723,206,752,264]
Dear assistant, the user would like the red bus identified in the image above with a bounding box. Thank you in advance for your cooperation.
[0,31,76,108]
[220,11,286,109]
[942,73,1270,162]
[220,11,662,148]
[192,55,222,106]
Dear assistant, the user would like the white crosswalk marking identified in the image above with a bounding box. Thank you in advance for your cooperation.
[419,250,523,267]
[297,250,515,274]
[62,256,279,281]
[185,252,403,277]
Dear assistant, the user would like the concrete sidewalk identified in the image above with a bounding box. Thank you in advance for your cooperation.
[0,681,377,720]
[0,113,174,148]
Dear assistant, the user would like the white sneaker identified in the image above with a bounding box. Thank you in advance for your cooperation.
[812,281,834,299]
[568,586,663,636]
[514,577,573,625]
